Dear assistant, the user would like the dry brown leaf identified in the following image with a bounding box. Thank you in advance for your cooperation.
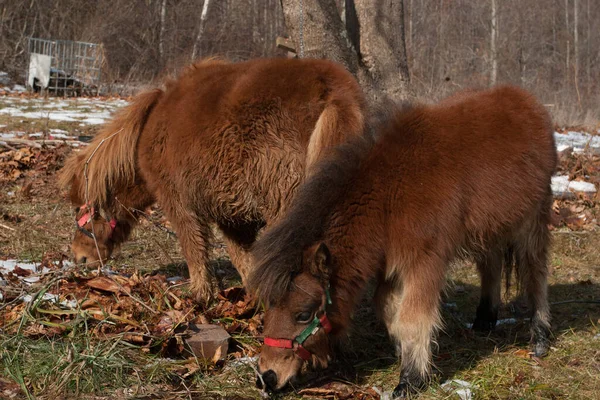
[514,349,533,359]
[86,276,129,294]
[12,266,32,277]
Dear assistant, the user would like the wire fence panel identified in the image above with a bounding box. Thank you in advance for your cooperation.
[27,38,104,96]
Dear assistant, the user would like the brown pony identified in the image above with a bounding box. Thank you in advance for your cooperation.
[250,86,556,397]
[59,58,365,303]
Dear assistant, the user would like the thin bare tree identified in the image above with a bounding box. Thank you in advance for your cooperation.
[490,0,498,86]
[191,0,211,61]
[158,0,168,71]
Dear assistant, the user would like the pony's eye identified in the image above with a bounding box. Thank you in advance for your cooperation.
[296,311,313,323]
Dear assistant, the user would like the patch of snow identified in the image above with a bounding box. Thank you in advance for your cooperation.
[167,276,184,283]
[441,379,473,400]
[0,98,128,125]
[0,107,113,125]
[29,132,76,140]
[568,180,597,193]
[21,292,78,308]
[552,175,596,196]
[12,84,26,93]
[554,131,600,153]
[226,356,258,369]
[0,259,71,285]
[0,259,41,273]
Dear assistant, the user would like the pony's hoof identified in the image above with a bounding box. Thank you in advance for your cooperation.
[391,382,411,398]
[392,375,426,399]
[531,320,551,357]
[533,339,550,357]
[190,280,217,308]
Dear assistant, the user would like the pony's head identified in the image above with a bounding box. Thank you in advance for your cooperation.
[255,243,335,391]
[59,152,130,266]
[71,203,119,265]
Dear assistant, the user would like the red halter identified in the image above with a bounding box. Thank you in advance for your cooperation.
[263,288,333,361]
[77,204,117,238]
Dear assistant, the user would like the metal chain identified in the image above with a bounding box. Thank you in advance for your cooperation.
[299,0,304,58]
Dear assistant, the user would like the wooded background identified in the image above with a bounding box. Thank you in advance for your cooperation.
[1,0,598,125]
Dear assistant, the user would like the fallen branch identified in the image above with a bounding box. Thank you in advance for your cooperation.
[0,141,18,151]
[0,223,16,231]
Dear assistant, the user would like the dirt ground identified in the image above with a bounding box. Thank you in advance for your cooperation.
[0,94,599,400]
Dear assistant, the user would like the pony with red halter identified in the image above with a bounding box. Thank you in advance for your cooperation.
[60,57,366,304]
[250,86,557,397]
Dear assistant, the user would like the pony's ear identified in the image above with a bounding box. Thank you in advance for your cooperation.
[307,242,331,282]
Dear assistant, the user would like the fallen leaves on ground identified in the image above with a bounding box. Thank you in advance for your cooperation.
[298,381,380,400]
[0,259,261,362]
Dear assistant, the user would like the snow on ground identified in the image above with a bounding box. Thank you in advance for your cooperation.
[554,130,600,153]
[552,175,597,196]
[0,96,128,126]
[0,259,73,302]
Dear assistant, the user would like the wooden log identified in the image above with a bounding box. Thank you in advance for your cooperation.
[185,324,230,362]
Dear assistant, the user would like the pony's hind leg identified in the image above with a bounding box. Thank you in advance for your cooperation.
[472,246,504,331]
[377,257,446,398]
[515,197,552,357]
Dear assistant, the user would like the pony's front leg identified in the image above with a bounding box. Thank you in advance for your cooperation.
[173,214,216,306]
[379,257,445,398]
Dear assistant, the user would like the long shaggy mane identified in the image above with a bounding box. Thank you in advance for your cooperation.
[249,127,384,305]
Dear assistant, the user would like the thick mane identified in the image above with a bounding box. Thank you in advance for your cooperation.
[249,130,376,304]
[59,89,162,209]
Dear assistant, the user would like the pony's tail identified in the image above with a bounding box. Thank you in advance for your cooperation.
[59,89,163,208]
[305,89,365,170]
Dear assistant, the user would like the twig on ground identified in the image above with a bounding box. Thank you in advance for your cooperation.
[0,223,16,231]
[0,141,19,151]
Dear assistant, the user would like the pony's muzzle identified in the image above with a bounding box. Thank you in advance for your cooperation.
[256,369,278,391]
[77,256,87,264]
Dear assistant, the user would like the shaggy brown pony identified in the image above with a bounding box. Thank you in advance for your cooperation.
[250,86,556,397]
[59,58,365,304]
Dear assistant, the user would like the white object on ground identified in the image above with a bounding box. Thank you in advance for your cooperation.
[554,131,600,154]
[552,175,597,196]
[441,379,473,400]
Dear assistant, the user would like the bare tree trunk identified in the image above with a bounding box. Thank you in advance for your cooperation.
[353,0,410,101]
[586,0,590,95]
[565,0,570,83]
[280,0,359,72]
[573,0,578,84]
[191,0,211,61]
[490,0,497,86]
[280,0,409,102]
[158,0,167,72]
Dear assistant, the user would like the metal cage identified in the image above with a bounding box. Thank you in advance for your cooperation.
[27,38,104,96]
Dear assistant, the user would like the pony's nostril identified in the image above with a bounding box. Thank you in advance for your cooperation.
[78,257,87,264]
[262,370,278,391]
